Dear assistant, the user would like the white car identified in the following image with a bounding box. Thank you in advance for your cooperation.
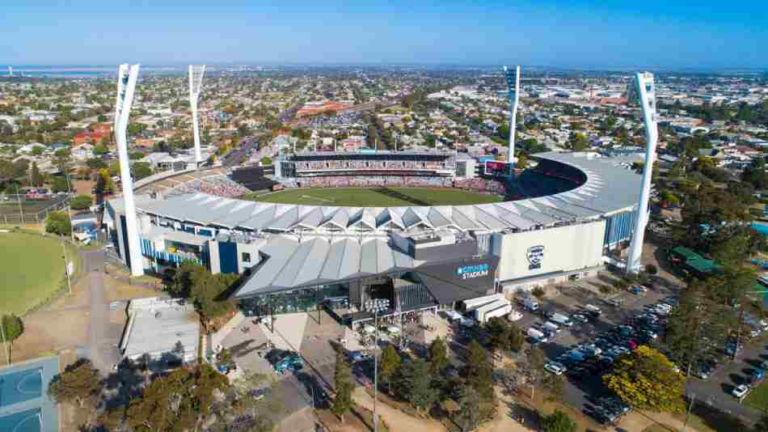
[733,384,749,399]
[544,362,567,375]
[508,310,524,322]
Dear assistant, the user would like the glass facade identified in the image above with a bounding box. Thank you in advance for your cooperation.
[240,283,350,317]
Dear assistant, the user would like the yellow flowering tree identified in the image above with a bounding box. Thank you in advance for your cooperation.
[603,346,686,412]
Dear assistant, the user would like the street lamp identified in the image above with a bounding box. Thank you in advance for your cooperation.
[364,298,389,432]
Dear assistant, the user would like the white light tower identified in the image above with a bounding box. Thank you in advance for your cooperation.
[115,64,144,276]
[626,72,659,273]
[189,65,206,167]
[503,65,521,176]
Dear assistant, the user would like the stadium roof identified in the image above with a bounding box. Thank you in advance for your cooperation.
[128,152,641,234]
[233,235,417,296]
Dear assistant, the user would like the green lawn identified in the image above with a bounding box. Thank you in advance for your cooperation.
[0,232,67,315]
[246,187,503,207]
[745,381,768,411]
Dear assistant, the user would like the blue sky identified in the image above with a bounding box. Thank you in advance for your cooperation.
[2,0,767,69]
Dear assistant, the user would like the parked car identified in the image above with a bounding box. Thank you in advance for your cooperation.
[733,384,749,399]
[544,362,567,375]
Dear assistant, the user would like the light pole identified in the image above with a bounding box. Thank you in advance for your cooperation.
[364,297,389,432]
[14,184,24,225]
[64,171,75,243]
[62,241,72,295]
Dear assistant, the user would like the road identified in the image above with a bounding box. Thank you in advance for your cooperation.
[80,249,121,373]
[222,134,264,168]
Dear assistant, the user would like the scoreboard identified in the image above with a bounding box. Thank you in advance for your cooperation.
[484,160,514,177]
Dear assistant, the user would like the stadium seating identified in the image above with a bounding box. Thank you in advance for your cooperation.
[231,167,279,192]
[167,175,250,198]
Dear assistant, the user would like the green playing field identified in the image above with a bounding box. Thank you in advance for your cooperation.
[245,187,504,207]
[0,232,70,315]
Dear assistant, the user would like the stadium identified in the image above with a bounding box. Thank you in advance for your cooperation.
[107,150,642,326]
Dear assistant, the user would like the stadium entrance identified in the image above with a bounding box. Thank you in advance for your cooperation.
[238,255,498,328]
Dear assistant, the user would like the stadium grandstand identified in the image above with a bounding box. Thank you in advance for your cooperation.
[106,151,643,326]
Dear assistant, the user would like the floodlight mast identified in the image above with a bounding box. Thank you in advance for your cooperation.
[626,72,659,274]
[503,65,521,178]
[189,65,206,167]
[115,64,144,276]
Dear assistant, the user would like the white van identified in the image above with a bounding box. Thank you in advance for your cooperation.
[527,327,548,342]
[584,304,602,314]
[551,313,573,327]
[543,321,561,334]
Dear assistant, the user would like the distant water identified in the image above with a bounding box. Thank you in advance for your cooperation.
[1,65,182,79]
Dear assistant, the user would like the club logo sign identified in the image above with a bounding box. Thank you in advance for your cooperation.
[527,245,545,270]
[456,263,490,280]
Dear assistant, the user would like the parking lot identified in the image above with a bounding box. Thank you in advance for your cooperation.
[509,275,683,425]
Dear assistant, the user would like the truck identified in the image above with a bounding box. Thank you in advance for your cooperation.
[550,313,573,327]
[474,300,512,324]
[527,327,548,342]
[520,297,539,312]
[463,294,505,314]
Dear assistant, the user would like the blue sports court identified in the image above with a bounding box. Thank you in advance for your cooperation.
[0,356,59,432]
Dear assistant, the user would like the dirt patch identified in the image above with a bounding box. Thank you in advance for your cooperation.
[316,405,390,432]
[73,180,95,196]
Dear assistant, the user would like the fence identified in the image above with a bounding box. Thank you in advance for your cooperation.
[0,195,73,226]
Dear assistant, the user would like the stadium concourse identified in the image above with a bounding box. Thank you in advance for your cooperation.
[106,151,643,327]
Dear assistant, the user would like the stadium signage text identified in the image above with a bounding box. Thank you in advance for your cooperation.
[527,245,545,270]
[456,263,490,280]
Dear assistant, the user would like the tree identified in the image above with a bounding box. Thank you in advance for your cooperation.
[428,336,449,375]
[92,144,108,156]
[515,153,528,169]
[46,211,72,236]
[520,346,546,399]
[379,343,401,393]
[1,314,24,346]
[603,346,686,412]
[464,340,495,402]
[508,323,525,352]
[70,194,92,210]
[30,162,43,186]
[131,161,153,181]
[565,132,589,152]
[120,364,229,431]
[48,359,103,409]
[399,357,437,413]
[85,157,107,170]
[541,410,577,432]
[455,384,482,432]
[169,261,238,323]
[485,317,512,354]
[331,350,354,422]
[543,373,566,402]
[95,169,116,195]
[51,176,69,193]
